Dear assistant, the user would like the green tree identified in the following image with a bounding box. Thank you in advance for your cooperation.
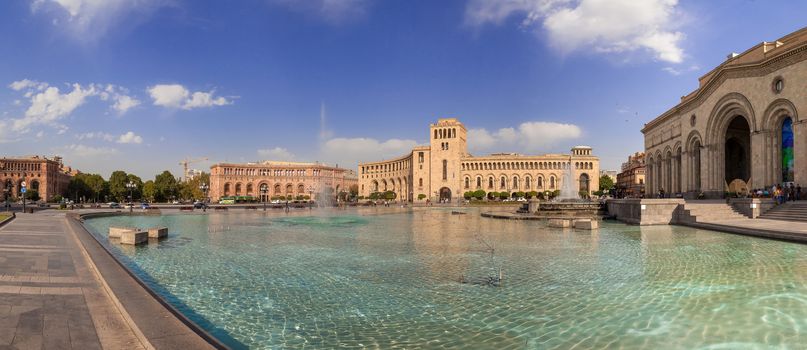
[153,171,179,202]
[25,189,40,202]
[599,175,615,192]
[488,191,498,200]
[498,192,509,200]
[473,190,486,200]
[84,174,107,203]
[108,171,129,201]
[369,192,380,200]
[142,180,156,203]
[464,191,473,200]
[383,191,396,200]
[417,194,426,200]
[526,191,538,199]
[127,174,143,201]
[515,191,525,199]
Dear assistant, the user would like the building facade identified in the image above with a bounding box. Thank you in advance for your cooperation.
[0,156,76,201]
[209,161,358,202]
[643,27,807,198]
[617,152,646,198]
[358,118,600,202]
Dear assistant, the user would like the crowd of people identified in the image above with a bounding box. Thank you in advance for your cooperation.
[754,183,802,204]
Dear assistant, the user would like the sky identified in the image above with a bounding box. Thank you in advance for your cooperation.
[1,0,806,180]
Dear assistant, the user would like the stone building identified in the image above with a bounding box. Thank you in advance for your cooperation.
[0,155,76,201]
[643,27,807,198]
[209,161,358,202]
[617,152,646,198]
[358,118,600,202]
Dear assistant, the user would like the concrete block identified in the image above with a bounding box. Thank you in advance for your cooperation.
[574,220,599,230]
[147,227,168,239]
[108,226,139,238]
[120,231,147,245]
[548,219,572,228]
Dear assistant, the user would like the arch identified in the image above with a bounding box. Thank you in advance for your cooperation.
[235,183,242,196]
[223,183,231,196]
[549,175,556,189]
[372,180,379,192]
[705,92,757,144]
[488,176,494,189]
[246,183,254,196]
[512,175,520,190]
[274,183,281,194]
[476,176,482,189]
[537,175,544,189]
[762,99,799,184]
[439,187,451,202]
[297,183,305,194]
[259,183,269,202]
[579,173,590,194]
[464,176,471,189]
[500,175,507,189]
[286,183,293,194]
[381,179,388,191]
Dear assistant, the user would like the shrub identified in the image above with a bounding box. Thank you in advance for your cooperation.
[515,191,525,199]
[473,190,486,200]
[464,191,473,200]
[488,191,498,200]
[498,192,509,200]
[50,195,63,203]
[526,191,538,199]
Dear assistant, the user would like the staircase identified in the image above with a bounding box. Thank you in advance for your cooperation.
[678,201,749,224]
[758,202,807,222]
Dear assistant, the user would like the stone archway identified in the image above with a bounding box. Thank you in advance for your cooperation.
[724,115,751,189]
[439,187,451,203]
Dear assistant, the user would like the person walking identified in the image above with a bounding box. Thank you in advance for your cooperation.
[797,184,802,201]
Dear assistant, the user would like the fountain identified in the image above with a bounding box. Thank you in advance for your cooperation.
[520,159,605,219]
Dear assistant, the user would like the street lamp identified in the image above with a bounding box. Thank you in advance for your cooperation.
[260,185,268,211]
[306,185,315,210]
[2,187,9,212]
[199,182,209,212]
[125,181,136,213]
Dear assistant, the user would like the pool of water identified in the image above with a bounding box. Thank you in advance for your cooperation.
[83,208,807,349]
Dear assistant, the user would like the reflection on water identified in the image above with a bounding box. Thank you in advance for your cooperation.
[84,208,807,349]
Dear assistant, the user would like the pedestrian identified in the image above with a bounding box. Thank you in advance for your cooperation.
[797,184,802,201]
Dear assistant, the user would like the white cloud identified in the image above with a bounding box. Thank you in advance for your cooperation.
[662,64,700,76]
[13,83,98,132]
[466,0,686,63]
[101,85,140,114]
[9,79,48,91]
[30,0,172,41]
[321,137,418,168]
[147,84,231,110]
[60,144,118,157]
[257,147,295,161]
[117,131,143,144]
[467,121,582,153]
[270,0,369,23]
[76,132,114,141]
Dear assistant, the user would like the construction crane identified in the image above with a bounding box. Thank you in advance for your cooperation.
[179,157,208,182]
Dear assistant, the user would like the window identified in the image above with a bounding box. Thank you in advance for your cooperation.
[488,177,493,189]
[464,178,469,189]
[419,178,423,187]
[442,160,448,180]
[418,152,424,163]
[476,177,481,188]
[500,176,506,189]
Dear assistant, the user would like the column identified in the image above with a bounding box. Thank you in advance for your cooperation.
[794,120,807,186]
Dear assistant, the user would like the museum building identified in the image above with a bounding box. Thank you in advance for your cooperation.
[643,27,807,198]
[0,155,77,201]
[208,161,358,202]
[358,118,599,202]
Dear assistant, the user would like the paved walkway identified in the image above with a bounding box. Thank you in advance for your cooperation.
[683,217,807,242]
[0,212,145,349]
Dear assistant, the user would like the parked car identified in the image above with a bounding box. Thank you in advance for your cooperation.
[193,201,208,209]
[108,202,121,209]
[141,203,151,209]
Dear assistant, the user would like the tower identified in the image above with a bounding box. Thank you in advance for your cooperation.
[428,118,467,203]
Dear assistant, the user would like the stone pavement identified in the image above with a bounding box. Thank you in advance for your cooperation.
[0,212,145,350]
[683,217,807,243]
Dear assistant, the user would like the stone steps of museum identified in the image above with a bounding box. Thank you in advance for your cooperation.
[758,203,807,222]
[679,203,748,223]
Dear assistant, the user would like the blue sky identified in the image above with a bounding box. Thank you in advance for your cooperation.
[1,0,806,179]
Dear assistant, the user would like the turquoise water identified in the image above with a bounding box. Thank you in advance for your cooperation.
[84,208,807,349]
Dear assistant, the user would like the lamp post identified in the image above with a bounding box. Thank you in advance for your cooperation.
[306,185,314,210]
[199,182,209,212]
[126,181,136,213]
[21,181,26,214]
[260,185,268,211]
[3,187,9,212]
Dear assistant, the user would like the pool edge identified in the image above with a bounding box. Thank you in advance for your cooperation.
[67,211,231,350]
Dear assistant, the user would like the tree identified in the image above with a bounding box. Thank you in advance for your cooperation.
[25,189,40,202]
[473,190,486,200]
[85,174,107,203]
[142,181,156,202]
[153,171,179,202]
[68,174,91,202]
[417,194,426,200]
[515,191,525,199]
[526,191,538,199]
[488,191,498,200]
[108,171,130,202]
[383,191,396,200]
[127,174,143,201]
[369,192,380,200]
[464,191,473,200]
[599,175,615,192]
[498,192,509,200]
